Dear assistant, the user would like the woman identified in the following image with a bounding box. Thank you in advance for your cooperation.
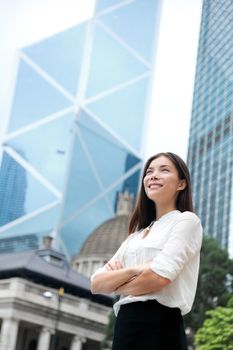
[91,152,203,350]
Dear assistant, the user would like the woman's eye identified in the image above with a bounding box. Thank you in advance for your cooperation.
[162,169,169,172]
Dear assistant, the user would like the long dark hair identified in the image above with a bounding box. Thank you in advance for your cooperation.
[128,152,194,233]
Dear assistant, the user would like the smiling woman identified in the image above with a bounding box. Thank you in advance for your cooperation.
[143,156,187,221]
[91,152,203,350]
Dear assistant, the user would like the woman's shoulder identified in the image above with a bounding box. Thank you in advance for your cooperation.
[123,230,140,242]
[177,211,201,224]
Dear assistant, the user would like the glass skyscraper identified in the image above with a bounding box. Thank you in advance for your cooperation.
[0,0,162,258]
[0,152,27,225]
[187,0,233,257]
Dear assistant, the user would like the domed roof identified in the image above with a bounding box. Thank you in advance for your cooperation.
[78,215,129,258]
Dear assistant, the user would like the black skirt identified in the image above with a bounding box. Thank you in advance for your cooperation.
[112,300,188,350]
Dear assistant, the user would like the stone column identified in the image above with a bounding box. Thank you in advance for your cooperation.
[0,318,19,350]
[70,335,86,350]
[86,261,93,277]
[36,327,52,350]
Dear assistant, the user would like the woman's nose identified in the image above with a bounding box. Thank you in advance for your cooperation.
[150,172,159,180]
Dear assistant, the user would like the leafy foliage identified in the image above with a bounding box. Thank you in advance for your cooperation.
[195,303,233,349]
[227,296,233,308]
[184,236,233,332]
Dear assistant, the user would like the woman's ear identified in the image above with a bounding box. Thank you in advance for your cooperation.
[177,179,187,191]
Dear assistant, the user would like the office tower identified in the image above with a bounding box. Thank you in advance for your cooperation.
[0,0,162,257]
[187,0,233,257]
[0,152,26,225]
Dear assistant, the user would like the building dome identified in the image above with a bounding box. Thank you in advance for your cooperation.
[72,190,134,277]
[78,215,129,259]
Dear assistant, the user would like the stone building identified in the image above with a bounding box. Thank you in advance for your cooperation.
[0,191,134,350]
[0,238,112,350]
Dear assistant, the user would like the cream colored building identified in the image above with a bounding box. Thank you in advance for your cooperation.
[0,191,133,350]
[0,245,112,350]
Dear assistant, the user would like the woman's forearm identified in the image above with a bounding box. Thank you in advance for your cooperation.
[115,268,171,296]
[91,267,139,294]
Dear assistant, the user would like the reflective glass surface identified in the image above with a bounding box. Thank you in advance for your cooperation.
[99,0,159,62]
[86,77,149,151]
[8,60,72,132]
[61,133,103,221]
[8,112,74,190]
[23,23,87,96]
[187,0,233,254]
[0,152,57,226]
[86,24,149,97]
[0,206,59,239]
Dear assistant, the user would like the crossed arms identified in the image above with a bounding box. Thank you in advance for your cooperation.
[91,260,171,296]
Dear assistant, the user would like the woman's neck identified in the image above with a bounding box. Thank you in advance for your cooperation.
[155,205,177,220]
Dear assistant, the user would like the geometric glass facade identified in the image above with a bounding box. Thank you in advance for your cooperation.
[187,0,233,257]
[0,0,162,258]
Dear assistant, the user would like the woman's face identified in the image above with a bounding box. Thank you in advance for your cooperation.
[143,156,186,205]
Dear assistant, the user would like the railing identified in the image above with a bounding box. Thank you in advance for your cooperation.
[0,277,109,317]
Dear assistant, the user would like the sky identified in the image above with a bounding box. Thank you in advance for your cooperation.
[0,0,203,162]
[145,0,202,161]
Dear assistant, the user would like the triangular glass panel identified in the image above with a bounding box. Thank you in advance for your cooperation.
[99,0,159,62]
[0,205,59,240]
[8,60,72,132]
[23,23,87,96]
[59,197,113,256]
[86,24,149,97]
[95,0,125,12]
[86,77,149,151]
[77,110,141,189]
[0,152,57,227]
[77,108,122,147]
[8,112,74,191]
[60,134,103,221]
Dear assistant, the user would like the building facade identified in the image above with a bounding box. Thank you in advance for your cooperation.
[0,278,109,350]
[0,0,162,258]
[0,245,112,350]
[187,0,233,257]
[0,152,27,226]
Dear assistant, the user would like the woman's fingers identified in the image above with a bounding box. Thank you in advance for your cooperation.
[106,260,123,270]
[106,263,112,271]
[116,260,123,269]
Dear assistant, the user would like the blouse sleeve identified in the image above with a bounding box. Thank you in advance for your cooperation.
[90,235,131,281]
[150,214,203,281]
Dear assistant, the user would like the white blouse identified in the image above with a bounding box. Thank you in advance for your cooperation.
[91,210,203,316]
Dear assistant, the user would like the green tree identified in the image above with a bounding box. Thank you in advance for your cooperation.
[184,236,233,344]
[227,295,233,308]
[195,298,233,349]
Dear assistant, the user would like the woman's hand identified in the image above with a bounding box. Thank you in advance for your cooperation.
[106,260,123,271]
[105,260,151,275]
